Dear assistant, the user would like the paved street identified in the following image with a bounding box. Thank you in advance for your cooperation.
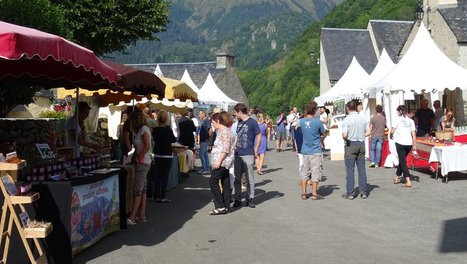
[75,143,467,264]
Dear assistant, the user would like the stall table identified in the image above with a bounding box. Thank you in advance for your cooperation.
[406,138,443,170]
[31,168,127,263]
[429,144,467,182]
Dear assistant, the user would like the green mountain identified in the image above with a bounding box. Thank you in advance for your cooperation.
[109,0,342,69]
[242,0,418,115]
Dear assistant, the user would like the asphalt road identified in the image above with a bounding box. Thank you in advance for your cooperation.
[74,143,467,264]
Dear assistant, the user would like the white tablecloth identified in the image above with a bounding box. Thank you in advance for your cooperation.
[428,145,467,176]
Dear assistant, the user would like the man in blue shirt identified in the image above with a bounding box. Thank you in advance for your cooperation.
[298,101,326,200]
[233,103,261,208]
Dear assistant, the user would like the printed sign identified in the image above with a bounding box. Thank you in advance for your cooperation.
[70,175,120,255]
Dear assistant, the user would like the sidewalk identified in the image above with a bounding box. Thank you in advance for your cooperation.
[74,142,467,264]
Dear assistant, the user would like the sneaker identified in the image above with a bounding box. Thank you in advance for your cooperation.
[342,193,355,200]
[246,199,255,208]
[360,192,368,199]
[197,169,206,174]
[368,162,375,168]
[232,200,242,207]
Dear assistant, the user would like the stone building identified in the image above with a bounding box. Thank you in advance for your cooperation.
[128,52,248,106]
[320,20,413,95]
[320,9,467,123]
[418,0,467,121]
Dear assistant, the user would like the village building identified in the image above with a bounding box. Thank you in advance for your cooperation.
[320,0,467,124]
[128,52,248,107]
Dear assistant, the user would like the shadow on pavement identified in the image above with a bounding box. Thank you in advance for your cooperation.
[367,184,380,194]
[255,179,272,187]
[318,184,340,197]
[73,173,212,264]
[254,188,284,205]
[439,216,467,253]
[262,168,283,174]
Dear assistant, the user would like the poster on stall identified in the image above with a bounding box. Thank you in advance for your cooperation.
[70,175,120,255]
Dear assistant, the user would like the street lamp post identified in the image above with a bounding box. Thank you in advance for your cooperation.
[415,1,424,25]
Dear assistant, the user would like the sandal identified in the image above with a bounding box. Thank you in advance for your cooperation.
[301,194,308,200]
[393,176,401,184]
[257,171,263,175]
[310,194,324,200]
[209,208,228,215]
[401,183,412,188]
[126,218,136,225]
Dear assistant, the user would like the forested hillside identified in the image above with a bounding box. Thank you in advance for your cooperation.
[109,0,342,69]
[241,0,418,115]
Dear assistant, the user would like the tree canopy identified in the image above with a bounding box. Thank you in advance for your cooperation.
[0,0,170,116]
[0,0,170,55]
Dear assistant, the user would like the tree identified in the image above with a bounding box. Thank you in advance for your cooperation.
[0,0,70,38]
[58,0,170,55]
[0,0,170,116]
[0,0,170,56]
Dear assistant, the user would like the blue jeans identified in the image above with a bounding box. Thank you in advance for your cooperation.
[344,142,367,195]
[369,137,383,166]
[199,141,210,171]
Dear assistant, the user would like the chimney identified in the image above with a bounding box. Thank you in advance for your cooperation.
[216,52,235,69]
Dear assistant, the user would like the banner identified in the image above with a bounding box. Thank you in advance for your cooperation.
[70,174,120,255]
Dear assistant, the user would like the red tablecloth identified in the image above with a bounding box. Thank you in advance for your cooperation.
[454,134,467,143]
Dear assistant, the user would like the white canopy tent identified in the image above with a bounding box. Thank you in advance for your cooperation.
[370,23,467,94]
[180,69,210,102]
[316,57,370,103]
[199,73,238,110]
[361,48,397,126]
[153,64,163,77]
[364,48,395,98]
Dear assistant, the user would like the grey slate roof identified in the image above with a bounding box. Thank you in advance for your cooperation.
[321,28,378,81]
[127,61,248,104]
[369,20,414,62]
[438,3,467,43]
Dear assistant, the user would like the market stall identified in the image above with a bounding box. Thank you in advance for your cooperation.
[31,168,127,263]
[0,21,122,263]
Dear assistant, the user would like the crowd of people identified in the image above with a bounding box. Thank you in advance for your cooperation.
[67,96,457,221]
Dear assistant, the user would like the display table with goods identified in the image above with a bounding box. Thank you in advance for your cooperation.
[407,133,467,181]
[1,152,127,263]
[30,166,127,263]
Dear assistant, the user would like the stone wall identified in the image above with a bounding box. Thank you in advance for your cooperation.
[0,118,66,163]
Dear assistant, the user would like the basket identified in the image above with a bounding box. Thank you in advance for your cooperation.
[435,130,453,141]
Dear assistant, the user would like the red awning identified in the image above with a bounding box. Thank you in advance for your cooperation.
[104,61,165,98]
[0,21,119,90]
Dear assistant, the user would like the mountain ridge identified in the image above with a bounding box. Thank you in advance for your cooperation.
[109,0,342,69]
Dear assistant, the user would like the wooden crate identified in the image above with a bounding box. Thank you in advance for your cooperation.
[0,160,26,170]
[0,160,26,181]
[10,192,40,204]
[24,222,53,238]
